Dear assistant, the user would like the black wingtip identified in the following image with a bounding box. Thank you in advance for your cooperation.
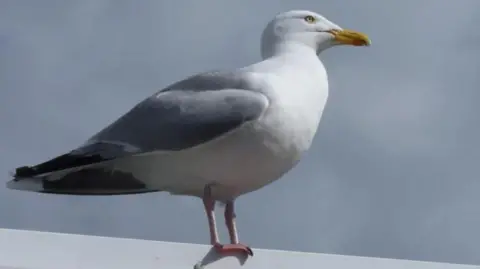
[12,151,112,179]
[14,166,37,178]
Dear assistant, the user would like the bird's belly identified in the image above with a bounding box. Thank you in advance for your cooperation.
[109,121,303,201]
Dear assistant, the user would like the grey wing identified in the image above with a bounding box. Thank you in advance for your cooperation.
[13,87,269,178]
[89,87,269,151]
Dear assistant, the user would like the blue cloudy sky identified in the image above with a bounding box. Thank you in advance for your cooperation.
[1,0,479,266]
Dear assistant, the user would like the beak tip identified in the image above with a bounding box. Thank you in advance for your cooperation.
[352,39,371,47]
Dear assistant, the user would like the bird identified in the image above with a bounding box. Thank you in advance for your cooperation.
[7,10,370,257]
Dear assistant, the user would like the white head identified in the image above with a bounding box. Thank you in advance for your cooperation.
[261,10,370,59]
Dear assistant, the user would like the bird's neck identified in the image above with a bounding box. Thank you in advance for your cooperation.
[247,41,324,75]
[256,41,323,74]
[262,41,318,60]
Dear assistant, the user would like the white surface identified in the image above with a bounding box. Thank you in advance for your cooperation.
[0,228,478,269]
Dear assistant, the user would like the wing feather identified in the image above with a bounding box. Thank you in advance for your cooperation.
[13,72,269,178]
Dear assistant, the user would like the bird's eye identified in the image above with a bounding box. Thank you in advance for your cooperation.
[304,15,316,23]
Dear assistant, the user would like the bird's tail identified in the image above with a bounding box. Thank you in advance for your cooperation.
[6,162,159,196]
[7,142,162,195]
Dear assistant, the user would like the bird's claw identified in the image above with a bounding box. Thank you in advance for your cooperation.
[213,243,254,256]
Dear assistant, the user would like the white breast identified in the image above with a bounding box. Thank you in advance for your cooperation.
[253,55,329,160]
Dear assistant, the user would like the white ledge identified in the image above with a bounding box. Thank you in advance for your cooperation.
[0,228,476,269]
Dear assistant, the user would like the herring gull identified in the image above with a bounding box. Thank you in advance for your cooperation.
[7,10,370,256]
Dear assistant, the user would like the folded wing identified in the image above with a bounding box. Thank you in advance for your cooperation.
[8,74,269,194]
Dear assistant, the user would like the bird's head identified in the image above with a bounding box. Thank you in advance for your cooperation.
[261,10,370,58]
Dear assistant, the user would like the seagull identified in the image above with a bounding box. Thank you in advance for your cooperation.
[7,10,370,257]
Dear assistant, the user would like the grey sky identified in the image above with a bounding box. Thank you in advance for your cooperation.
[1,0,479,266]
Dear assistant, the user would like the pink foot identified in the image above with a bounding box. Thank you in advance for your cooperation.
[213,243,253,256]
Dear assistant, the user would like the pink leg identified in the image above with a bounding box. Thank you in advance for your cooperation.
[216,201,253,256]
[225,202,239,244]
[202,185,219,245]
[202,186,253,256]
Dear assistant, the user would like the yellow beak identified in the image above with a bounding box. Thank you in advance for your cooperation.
[328,29,371,46]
